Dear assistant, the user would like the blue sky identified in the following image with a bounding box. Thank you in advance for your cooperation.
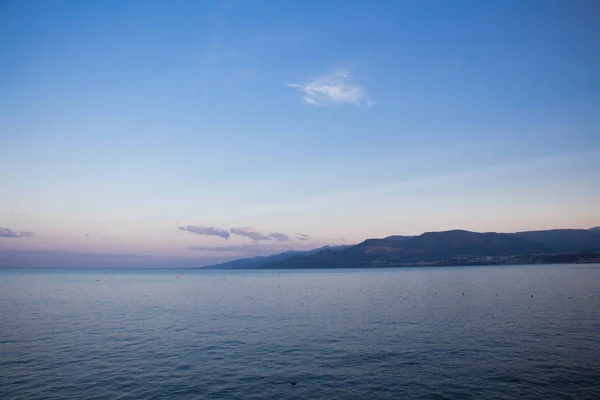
[1,0,599,267]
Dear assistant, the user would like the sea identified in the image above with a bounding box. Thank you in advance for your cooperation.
[1,264,599,399]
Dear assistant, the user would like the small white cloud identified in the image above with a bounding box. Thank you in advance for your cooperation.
[288,70,373,107]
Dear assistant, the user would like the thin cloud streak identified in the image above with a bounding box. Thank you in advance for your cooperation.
[185,241,335,257]
[239,148,600,218]
[179,225,231,239]
[288,70,374,107]
[187,244,271,253]
[259,36,286,43]
[186,243,293,258]
[230,227,271,241]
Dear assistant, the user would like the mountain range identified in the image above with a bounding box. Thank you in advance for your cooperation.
[202,228,600,269]
[204,245,351,269]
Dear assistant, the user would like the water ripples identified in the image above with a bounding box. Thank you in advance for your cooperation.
[1,265,600,399]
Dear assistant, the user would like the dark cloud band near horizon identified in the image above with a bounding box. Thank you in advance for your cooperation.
[186,244,280,253]
[179,225,230,239]
[0,227,34,238]
[229,227,271,241]
[179,225,307,243]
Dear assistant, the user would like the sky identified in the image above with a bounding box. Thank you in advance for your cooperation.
[1,0,599,267]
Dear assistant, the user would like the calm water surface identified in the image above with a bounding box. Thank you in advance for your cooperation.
[1,265,599,399]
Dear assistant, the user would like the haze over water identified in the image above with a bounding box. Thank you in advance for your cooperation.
[2,265,599,399]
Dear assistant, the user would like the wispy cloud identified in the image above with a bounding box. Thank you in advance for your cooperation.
[187,244,268,253]
[179,225,294,242]
[0,227,34,238]
[230,227,271,241]
[229,227,292,242]
[288,70,374,107]
[179,225,231,239]
[268,232,290,242]
[296,233,310,241]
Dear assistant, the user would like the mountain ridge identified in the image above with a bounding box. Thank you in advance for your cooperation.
[252,227,600,269]
[203,245,351,269]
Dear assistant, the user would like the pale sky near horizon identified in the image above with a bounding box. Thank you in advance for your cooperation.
[1,1,599,267]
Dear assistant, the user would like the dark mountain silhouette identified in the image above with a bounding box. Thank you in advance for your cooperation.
[380,230,552,259]
[203,245,351,269]
[383,235,416,241]
[257,228,600,269]
[513,229,600,252]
